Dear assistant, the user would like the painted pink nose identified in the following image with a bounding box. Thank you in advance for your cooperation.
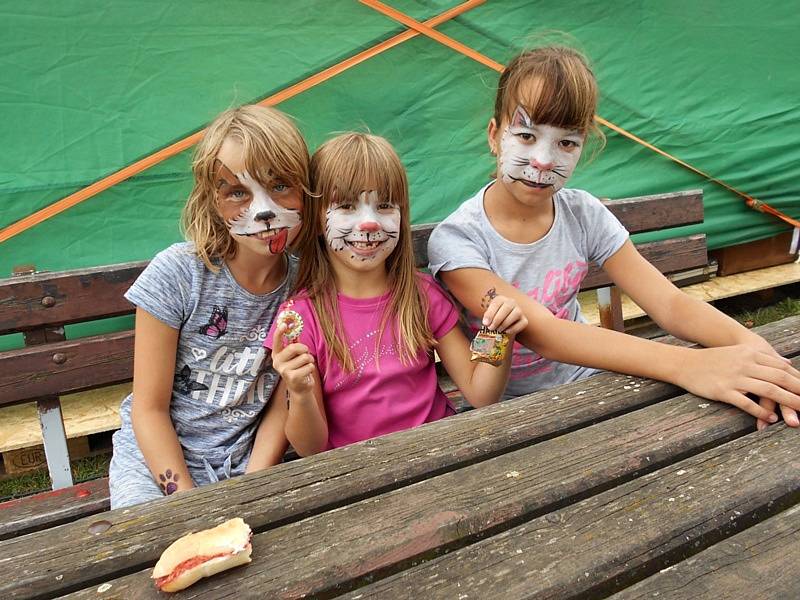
[358,221,381,232]
[530,157,554,171]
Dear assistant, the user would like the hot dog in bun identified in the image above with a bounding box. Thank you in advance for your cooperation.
[152,517,252,592]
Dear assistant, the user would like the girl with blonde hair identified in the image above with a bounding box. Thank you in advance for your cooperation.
[429,46,800,428]
[261,132,526,455]
[109,105,309,508]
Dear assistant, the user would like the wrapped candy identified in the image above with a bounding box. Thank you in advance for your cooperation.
[469,327,509,366]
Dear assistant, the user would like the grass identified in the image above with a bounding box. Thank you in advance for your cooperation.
[731,296,800,329]
[3,286,800,502]
[0,453,111,502]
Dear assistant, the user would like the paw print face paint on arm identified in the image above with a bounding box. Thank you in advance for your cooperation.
[499,106,584,194]
[324,190,400,265]
[213,159,302,255]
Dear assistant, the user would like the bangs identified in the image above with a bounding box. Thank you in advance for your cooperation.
[313,132,408,209]
[239,134,307,189]
[497,47,598,133]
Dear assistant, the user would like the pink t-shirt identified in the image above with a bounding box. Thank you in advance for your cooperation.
[265,274,459,449]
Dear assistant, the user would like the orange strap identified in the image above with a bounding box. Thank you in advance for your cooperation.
[361,0,800,230]
[0,0,484,245]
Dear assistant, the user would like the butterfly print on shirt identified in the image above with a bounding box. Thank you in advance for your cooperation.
[174,364,210,394]
[199,305,228,339]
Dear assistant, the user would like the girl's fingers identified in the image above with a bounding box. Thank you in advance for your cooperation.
[745,364,800,395]
[484,299,512,329]
[280,352,315,374]
[271,324,286,355]
[780,404,800,427]
[742,378,800,412]
[498,309,526,334]
[725,391,779,423]
[757,396,777,431]
[754,351,800,378]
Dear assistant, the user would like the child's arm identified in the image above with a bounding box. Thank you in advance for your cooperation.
[602,240,800,428]
[437,294,527,408]
[270,325,328,456]
[130,308,195,495]
[245,383,290,474]
[440,268,800,424]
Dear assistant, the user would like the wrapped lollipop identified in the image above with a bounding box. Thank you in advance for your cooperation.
[276,301,304,341]
[469,326,509,366]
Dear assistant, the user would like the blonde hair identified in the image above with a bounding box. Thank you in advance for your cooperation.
[494,46,604,148]
[181,104,311,270]
[295,132,436,371]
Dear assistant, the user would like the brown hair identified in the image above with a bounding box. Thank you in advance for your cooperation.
[494,46,603,146]
[295,132,436,371]
[181,105,310,270]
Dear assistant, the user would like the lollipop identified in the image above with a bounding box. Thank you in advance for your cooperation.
[276,302,304,341]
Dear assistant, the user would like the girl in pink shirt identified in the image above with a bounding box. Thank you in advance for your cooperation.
[262,132,526,455]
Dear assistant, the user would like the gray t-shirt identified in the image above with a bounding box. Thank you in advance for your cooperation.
[428,184,628,398]
[109,242,296,507]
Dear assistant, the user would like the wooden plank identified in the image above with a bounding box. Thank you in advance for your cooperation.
[579,262,800,327]
[610,503,800,600]
[340,425,800,600]
[2,436,89,475]
[0,331,134,408]
[0,478,110,541]
[1,316,796,598]
[0,373,688,599]
[581,235,708,290]
[0,384,126,453]
[59,391,766,599]
[711,230,797,276]
[0,261,144,335]
[603,189,704,234]
[410,190,703,269]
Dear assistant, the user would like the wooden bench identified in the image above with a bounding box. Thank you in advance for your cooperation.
[0,188,707,537]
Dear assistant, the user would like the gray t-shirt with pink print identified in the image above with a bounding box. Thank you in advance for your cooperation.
[428,184,628,399]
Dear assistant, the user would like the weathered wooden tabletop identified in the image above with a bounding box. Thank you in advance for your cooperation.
[3,316,800,600]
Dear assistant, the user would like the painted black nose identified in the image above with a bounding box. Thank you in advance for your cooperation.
[255,210,276,222]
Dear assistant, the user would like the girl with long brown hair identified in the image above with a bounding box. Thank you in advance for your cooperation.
[109,105,309,508]
[262,132,526,455]
[429,46,800,429]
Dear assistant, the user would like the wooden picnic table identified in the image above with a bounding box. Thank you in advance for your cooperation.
[2,316,800,600]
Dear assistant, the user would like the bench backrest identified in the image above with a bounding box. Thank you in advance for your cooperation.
[0,189,705,409]
[412,188,707,289]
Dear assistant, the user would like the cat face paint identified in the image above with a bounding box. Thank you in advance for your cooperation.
[214,160,302,255]
[498,106,584,194]
[325,190,400,265]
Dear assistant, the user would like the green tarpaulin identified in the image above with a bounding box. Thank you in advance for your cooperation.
[2,0,798,277]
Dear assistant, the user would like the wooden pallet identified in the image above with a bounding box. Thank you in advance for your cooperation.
[0,384,127,476]
[579,261,800,327]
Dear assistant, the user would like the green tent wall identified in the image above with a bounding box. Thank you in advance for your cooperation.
[2,0,798,274]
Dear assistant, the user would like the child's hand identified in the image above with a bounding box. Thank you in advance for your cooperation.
[676,344,800,426]
[271,324,315,395]
[481,294,528,336]
[736,332,800,430]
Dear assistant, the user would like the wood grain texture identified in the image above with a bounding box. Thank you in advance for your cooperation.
[0,332,134,407]
[3,320,797,599]
[62,393,767,599]
[610,502,800,600]
[0,262,144,335]
[0,370,685,599]
[582,235,708,291]
[410,190,703,269]
[341,424,800,600]
[0,478,110,540]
